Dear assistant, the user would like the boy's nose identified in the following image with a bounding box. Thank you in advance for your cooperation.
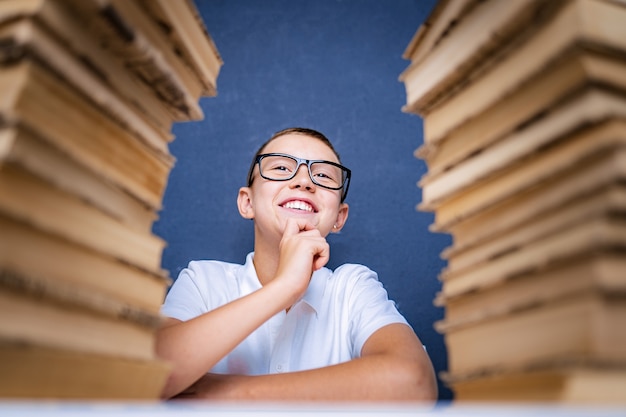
[291,164,315,190]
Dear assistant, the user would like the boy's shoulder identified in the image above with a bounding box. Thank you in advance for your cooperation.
[333,262,376,275]
[181,258,247,286]
[327,263,381,285]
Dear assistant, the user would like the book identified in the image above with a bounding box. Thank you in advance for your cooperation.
[0,0,179,134]
[420,90,626,209]
[0,164,166,272]
[0,214,169,316]
[0,268,161,330]
[401,0,482,65]
[55,0,205,122]
[449,363,626,404]
[436,251,626,328]
[0,0,221,400]
[401,0,626,405]
[0,60,173,211]
[415,48,626,183]
[435,154,625,246]
[0,16,174,154]
[441,290,626,377]
[90,0,205,120]
[423,0,626,144]
[0,0,222,128]
[400,0,555,116]
[135,0,223,97]
[428,119,626,230]
[442,183,626,276]
[62,0,203,120]
[0,124,156,232]
[0,342,170,399]
[0,289,158,361]
[440,214,626,300]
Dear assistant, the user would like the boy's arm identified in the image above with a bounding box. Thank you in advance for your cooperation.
[156,278,296,399]
[157,218,330,399]
[173,323,438,403]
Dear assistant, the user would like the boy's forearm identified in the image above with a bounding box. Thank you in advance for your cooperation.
[157,279,299,398]
[175,352,437,403]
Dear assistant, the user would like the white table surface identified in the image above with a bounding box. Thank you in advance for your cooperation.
[0,401,625,416]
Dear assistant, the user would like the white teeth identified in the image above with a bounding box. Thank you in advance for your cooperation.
[283,201,313,212]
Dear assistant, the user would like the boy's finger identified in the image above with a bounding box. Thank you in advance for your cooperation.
[282,218,301,237]
[284,218,316,236]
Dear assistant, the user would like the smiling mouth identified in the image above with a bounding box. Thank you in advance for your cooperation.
[281,200,316,213]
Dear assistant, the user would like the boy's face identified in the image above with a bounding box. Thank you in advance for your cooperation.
[239,133,349,241]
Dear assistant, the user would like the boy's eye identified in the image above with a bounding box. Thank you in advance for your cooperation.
[261,156,298,178]
[315,172,329,178]
[311,165,340,183]
[272,164,292,172]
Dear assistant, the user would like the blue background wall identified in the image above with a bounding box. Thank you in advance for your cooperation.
[153,0,452,400]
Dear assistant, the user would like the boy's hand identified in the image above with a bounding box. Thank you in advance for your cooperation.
[275,218,330,299]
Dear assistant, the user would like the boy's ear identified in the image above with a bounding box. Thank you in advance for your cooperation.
[237,187,255,219]
[331,203,349,233]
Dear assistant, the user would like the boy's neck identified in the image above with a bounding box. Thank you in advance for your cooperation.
[251,240,280,286]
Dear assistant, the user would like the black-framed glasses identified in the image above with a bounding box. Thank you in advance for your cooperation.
[248,153,351,201]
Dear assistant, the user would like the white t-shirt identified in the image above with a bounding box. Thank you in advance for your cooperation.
[161,252,409,375]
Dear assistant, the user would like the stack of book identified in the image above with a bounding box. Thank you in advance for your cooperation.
[400,0,626,403]
[0,0,222,399]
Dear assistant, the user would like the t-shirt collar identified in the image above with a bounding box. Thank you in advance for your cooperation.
[300,267,330,315]
[244,252,328,315]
